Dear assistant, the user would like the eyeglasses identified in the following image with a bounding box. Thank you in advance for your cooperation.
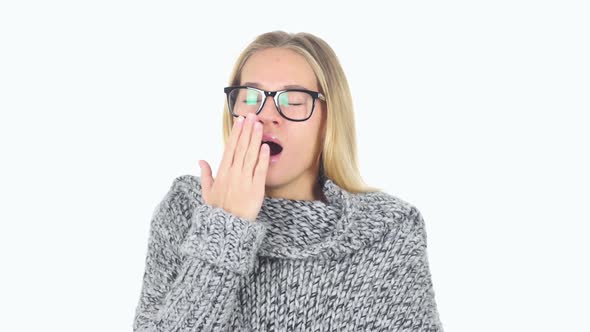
[224,85,326,122]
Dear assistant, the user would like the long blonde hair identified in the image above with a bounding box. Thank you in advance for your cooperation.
[222,31,381,193]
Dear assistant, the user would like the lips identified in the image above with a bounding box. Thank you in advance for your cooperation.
[261,134,283,156]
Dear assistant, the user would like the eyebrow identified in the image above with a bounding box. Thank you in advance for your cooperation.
[242,82,310,90]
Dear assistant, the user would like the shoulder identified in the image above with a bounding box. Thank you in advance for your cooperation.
[354,189,423,225]
[352,190,426,244]
[355,190,418,216]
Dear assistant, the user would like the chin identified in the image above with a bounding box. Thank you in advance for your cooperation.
[264,170,296,189]
[264,172,284,187]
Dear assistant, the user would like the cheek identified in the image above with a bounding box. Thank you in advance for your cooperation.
[288,125,322,160]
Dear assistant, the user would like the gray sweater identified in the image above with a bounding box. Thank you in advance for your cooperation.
[133,174,444,331]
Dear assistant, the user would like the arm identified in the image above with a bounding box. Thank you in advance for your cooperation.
[133,176,267,331]
[382,207,444,332]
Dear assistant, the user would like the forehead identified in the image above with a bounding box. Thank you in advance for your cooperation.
[240,48,318,91]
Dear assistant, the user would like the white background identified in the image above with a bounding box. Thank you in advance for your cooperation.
[1,1,588,331]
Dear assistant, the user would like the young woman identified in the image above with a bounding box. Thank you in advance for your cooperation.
[133,31,444,331]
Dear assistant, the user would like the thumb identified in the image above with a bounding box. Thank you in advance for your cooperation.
[198,160,213,199]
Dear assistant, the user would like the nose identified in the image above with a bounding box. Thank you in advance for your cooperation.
[256,94,282,125]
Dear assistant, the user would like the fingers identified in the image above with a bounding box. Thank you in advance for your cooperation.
[218,115,244,175]
[253,143,270,187]
[198,160,213,202]
[243,120,263,178]
[234,113,257,171]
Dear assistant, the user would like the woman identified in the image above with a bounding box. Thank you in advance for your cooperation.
[133,31,444,331]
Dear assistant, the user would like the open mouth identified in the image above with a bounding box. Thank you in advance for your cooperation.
[262,141,283,156]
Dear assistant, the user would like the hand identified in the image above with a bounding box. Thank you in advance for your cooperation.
[198,113,271,222]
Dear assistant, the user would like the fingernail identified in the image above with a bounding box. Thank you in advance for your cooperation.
[237,116,244,122]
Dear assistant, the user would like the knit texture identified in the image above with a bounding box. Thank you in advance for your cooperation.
[133,174,444,331]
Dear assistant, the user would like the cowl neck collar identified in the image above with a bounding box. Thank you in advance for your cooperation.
[256,178,369,260]
[180,174,391,261]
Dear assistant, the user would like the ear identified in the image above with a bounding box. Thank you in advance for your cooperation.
[319,107,328,144]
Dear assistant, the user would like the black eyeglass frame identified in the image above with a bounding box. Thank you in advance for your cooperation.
[223,85,326,122]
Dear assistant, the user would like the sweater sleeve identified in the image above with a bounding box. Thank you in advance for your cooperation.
[382,207,444,332]
[132,177,267,332]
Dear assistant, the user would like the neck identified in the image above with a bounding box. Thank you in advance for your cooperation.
[265,171,324,202]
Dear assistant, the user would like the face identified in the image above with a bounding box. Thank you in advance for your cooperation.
[238,47,326,197]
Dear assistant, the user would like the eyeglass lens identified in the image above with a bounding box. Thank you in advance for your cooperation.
[227,87,313,121]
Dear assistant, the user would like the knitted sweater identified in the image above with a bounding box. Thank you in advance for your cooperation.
[133,174,444,331]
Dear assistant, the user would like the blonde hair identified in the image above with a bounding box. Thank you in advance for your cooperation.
[222,31,381,194]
